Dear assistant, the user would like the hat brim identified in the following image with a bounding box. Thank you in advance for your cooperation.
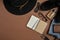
[3,0,37,15]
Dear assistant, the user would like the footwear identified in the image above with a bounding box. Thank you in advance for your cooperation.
[48,0,60,7]
[54,7,60,23]
[40,1,56,11]
[56,1,60,7]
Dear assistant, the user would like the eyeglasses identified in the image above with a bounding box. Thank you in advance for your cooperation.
[38,12,48,22]
[34,2,48,22]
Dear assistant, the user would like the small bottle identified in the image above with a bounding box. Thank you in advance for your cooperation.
[46,8,58,20]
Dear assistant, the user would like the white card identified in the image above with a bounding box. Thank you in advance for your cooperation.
[27,15,40,30]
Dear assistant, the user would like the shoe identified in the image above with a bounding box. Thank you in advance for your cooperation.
[54,7,60,23]
[40,1,56,11]
[56,1,60,7]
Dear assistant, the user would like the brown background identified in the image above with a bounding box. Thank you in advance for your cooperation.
[0,0,56,40]
[54,25,60,33]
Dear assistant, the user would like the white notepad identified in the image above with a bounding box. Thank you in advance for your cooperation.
[27,15,47,34]
[27,15,40,30]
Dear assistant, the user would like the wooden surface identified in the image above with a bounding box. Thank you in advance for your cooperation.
[54,25,60,33]
[0,0,57,40]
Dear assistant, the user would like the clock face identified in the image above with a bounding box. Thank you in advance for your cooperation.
[3,0,37,15]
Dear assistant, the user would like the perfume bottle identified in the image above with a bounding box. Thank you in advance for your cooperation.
[46,8,58,20]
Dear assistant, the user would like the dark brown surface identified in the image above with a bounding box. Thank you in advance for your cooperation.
[54,25,60,33]
[0,0,58,40]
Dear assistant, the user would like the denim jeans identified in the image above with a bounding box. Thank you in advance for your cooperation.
[49,19,60,39]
